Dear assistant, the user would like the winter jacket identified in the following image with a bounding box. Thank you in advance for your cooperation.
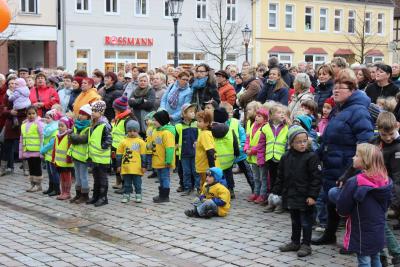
[91,116,112,151]
[128,87,156,134]
[319,90,374,191]
[160,82,193,124]
[191,79,220,108]
[317,117,329,136]
[175,120,198,158]
[264,64,294,89]
[9,86,31,110]
[211,122,240,159]
[336,174,392,256]
[314,79,334,112]
[29,85,60,117]
[40,121,58,158]
[72,88,101,116]
[257,81,289,105]
[227,119,247,163]
[123,80,138,99]
[272,149,321,210]
[68,88,81,112]
[152,85,167,110]
[0,84,7,129]
[288,89,314,120]
[218,82,236,106]
[2,93,26,140]
[365,81,399,104]
[57,87,72,113]
[238,78,261,109]
[98,84,123,123]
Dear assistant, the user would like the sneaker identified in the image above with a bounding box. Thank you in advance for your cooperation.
[121,194,130,203]
[274,205,284,214]
[176,186,183,193]
[297,244,312,257]
[135,194,142,203]
[23,170,29,176]
[254,195,266,204]
[184,209,199,217]
[247,194,258,202]
[279,242,300,252]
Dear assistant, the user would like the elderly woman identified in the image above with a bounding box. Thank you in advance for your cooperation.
[160,71,192,124]
[256,68,289,105]
[72,78,101,116]
[288,73,314,120]
[312,69,374,246]
[365,63,399,104]
[29,72,60,117]
[152,72,167,110]
[128,73,155,135]
[191,63,220,108]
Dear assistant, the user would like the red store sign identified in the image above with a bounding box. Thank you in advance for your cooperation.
[105,36,154,46]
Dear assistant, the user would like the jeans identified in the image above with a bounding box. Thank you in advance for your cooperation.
[156,168,170,188]
[223,168,234,190]
[237,159,255,193]
[251,163,267,196]
[328,187,341,204]
[123,174,142,194]
[383,221,400,258]
[181,157,199,191]
[316,188,328,227]
[46,161,60,185]
[73,160,89,192]
[194,198,218,217]
[357,253,381,267]
[2,138,18,169]
[290,208,314,245]
[145,154,152,170]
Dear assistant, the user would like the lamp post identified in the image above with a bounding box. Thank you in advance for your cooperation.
[242,24,252,62]
[168,0,184,68]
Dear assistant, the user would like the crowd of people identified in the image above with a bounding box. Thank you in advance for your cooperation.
[1,56,400,266]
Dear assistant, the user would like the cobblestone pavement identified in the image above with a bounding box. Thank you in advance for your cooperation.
[0,163,388,266]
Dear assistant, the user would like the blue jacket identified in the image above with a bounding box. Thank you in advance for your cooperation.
[319,90,374,191]
[160,82,193,124]
[336,175,392,256]
[314,79,334,112]
[256,82,288,105]
[227,119,247,162]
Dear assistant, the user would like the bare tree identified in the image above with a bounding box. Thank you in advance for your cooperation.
[191,0,242,69]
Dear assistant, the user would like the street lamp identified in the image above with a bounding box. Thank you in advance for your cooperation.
[168,0,184,68]
[242,24,252,62]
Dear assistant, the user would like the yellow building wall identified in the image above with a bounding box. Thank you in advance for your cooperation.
[8,0,57,26]
[252,0,394,65]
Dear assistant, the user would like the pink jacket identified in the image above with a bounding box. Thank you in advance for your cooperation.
[318,117,329,136]
[244,122,266,166]
[19,118,44,159]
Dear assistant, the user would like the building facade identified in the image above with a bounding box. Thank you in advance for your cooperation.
[252,0,394,69]
[0,0,58,74]
[58,0,252,73]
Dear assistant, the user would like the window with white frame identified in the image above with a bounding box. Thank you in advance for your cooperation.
[377,13,384,35]
[21,0,38,13]
[319,8,328,31]
[76,0,90,12]
[269,53,293,67]
[196,0,207,20]
[285,5,294,30]
[268,3,278,29]
[164,0,170,17]
[305,54,326,69]
[348,10,355,33]
[334,9,342,32]
[77,49,90,72]
[105,0,118,14]
[365,12,371,34]
[365,56,384,64]
[167,52,206,68]
[305,7,313,31]
[135,0,147,16]
[227,0,236,22]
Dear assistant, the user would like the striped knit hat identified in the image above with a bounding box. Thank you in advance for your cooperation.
[288,125,308,145]
[113,95,129,111]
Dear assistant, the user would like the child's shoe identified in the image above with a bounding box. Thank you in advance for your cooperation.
[279,242,300,252]
[34,184,42,192]
[254,195,266,204]
[148,172,157,178]
[121,194,130,203]
[274,205,284,214]
[247,194,258,202]
[26,182,36,192]
[176,186,183,193]
[184,208,200,217]
[181,190,192,196]
[135,194,142,203]
[297,244,311,257]
[263,204,275,213]
[229,189,236,199]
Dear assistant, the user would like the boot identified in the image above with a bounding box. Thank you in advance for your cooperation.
[0,161,7,176]
[135,194,142,203]
[114,187,124,194]
[274,205,284,214]
[22,160,29,176]
[148,172,157,178]
[263,204,276,213]
[70,188,81,203]
[94,186,108,207]
[184,208,200,217]
[229,189,236,199]
[279,242,300,252]
[34,182,42,192]
[311,232,336,245]
[26,181,36,192]
[75,192,89,204]
[297,244,312,257]
[153,187,170,203]
[112,175,122,189]
[86,185,99,204]
[247,194,258,202]
[43,182,53,195]
[48,184,60,196]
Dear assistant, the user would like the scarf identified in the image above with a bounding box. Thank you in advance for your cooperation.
[115,109,132,121]
[133,85,151,98]
[167,82,184,109]
[74,119,91,131]
[192,77,208,90]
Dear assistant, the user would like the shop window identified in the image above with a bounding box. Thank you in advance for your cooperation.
[167,52,206,68]
[305,54,326,69]
[135,0,148,16]
[269,53,293,67]
[196,0,207,20]
[76,0,90,12]
[305,7,313,31]
[21,0,37,14]
[268,3,278,29]
[105,0,119,14]
[319,8,328,32]
[227,0,236,22]
[348,10,355,34]
[77,49,90,72]
[104,50,150,73]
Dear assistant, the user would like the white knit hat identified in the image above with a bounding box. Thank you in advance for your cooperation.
[79,104,92,116]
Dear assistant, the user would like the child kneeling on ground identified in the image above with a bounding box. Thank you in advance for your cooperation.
[184,167,231,218]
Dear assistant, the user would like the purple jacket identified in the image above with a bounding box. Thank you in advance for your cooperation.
[9,86,31,110]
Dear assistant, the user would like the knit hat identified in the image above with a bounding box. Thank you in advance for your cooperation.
[145,111,156,121]
[256,108,269,121]
[126,120,140,132]
[207,167,228,188]
[112,95,129,111]
[79,104,92,117]
[294,115,312,132]
[91,100,107,114]
[73,76,83,87]
[213,107,229,123]
[45,109,62,121]
[59,116,74,129]
[153,110,170,126]
[15,78,27,89]
[324,97,335,108]
[288,125,308,145]
[181,103,197,115]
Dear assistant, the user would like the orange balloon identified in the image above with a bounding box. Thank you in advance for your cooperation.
[0,0,11,33]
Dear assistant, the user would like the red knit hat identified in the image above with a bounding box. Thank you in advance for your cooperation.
[113,95,129,111]
[256,108,269,121]
[324,97,335,108]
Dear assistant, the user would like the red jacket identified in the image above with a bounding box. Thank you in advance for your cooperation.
[218,82,236,106]
[0,84,7,129]
[29,86,60,117]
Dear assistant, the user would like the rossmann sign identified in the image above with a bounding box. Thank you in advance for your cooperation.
[105,36,154,46]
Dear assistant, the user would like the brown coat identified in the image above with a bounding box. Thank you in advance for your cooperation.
[239,79,261,109]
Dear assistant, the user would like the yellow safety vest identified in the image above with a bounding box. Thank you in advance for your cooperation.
[246,120,252,135]
[43,129,58,161]
[54,135,73,168]
[67,127,89,162]
[262,124,288,161]
[246,123,262,164]
[175,121,198,159]
[111,119,127,149]
[88,124,111,164]
[214,129,235,170]
[21,123,41,152]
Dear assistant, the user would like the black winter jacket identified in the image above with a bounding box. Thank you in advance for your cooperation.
[98,84,123,123]
[314,79,334,112]
[365,82,399,104]
[191,82,220,107]
[272,149,322,210]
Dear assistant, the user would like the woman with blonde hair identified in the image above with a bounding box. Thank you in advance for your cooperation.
[256,68,289,105]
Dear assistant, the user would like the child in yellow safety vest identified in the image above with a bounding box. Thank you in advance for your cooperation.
[20,106,44,192]
[40,109,62,197]
[144,111,156,178]
[262,104,289,213]
[68,104,92,204]
[52,116,74,200]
